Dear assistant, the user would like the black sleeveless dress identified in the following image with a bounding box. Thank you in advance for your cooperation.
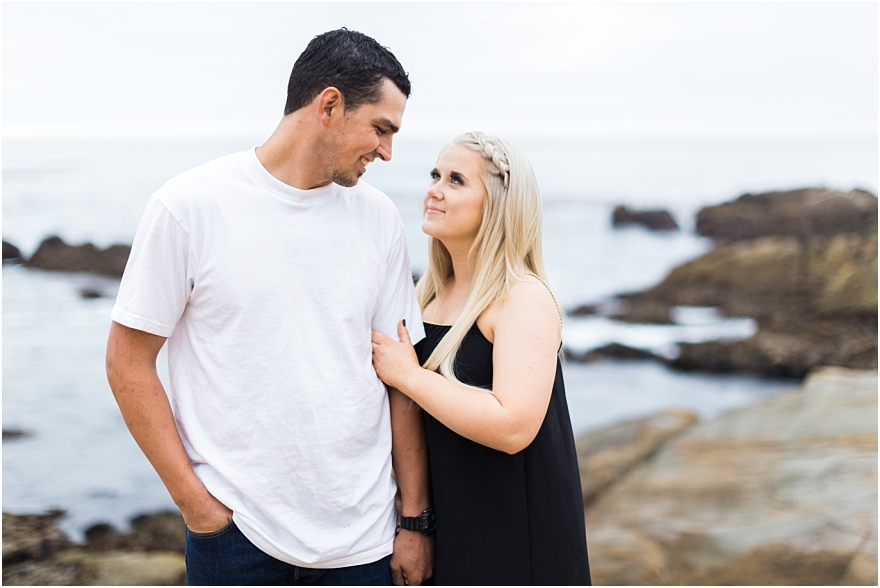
[415,322,591,585]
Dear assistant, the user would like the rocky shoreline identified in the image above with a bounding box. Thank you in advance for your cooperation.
[569,188,878,379]
[4,366,874,585]
[2,511,186,585]
[2,236,130,278]
[581,366,878,586]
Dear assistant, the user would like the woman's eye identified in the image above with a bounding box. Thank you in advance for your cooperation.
[450,174,463,185]
[430,171,440,180]
[375,126,386,135]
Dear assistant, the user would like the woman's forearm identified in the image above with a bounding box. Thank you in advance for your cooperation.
[400,368,535,454]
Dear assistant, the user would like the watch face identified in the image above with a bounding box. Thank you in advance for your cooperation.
[420,510,436,532]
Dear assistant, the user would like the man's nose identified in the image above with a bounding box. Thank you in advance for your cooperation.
[376,135,392,162]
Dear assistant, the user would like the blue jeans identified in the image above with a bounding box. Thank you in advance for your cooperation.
[185,520,392,585]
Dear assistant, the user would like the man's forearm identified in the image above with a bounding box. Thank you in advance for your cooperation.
[388,387,430,515]
[106,322,228,530]
[109,362,203,507]
[388,385,434,585]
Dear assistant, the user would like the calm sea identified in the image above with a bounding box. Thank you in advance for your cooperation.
[2,135,874,537]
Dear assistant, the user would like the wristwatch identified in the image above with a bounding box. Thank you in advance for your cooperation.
[399,507,436,536]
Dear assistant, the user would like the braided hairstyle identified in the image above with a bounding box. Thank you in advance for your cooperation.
[417,131,556,382]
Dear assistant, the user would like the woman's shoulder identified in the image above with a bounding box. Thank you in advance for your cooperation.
[478,275,561,344]
[503,274,559,314]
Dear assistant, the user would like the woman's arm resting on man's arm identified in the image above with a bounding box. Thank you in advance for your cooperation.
[105,321,231,533]
[373,280,559,455]
[388,387,434,586]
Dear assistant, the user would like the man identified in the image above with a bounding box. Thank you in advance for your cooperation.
[106,29,433,585]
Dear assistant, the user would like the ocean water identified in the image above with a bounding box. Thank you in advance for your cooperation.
[2,135,873,538]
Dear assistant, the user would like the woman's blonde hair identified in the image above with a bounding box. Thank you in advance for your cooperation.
[416,131,553,386]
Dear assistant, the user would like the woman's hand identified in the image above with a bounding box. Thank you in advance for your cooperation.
[371,321,421,392]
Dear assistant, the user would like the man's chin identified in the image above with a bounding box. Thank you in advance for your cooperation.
[331,170,361,188]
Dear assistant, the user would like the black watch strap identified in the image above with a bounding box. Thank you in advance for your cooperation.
[399,507,436,536]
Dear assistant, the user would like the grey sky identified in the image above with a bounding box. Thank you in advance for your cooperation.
[3,2,877,140]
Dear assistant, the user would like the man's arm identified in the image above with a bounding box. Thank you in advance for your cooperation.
[388,387,434,586]
[105,321,231,533]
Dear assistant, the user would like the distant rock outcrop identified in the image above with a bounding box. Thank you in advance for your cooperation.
[3,241,23,263]
[565,343,662,363]
[618,234,878,378]
[25,236,130,278]
[696,187,877,241]
[606,188,878,378]
[612,205,679,231]
[583,367,877,586]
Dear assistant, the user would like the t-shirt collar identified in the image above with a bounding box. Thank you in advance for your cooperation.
[245,147,337,205]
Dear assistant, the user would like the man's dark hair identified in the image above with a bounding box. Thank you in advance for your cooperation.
[284,29,411,115]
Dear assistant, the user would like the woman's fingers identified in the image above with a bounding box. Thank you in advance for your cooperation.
[397,320,411,345]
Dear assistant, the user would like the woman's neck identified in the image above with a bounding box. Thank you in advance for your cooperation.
[445,238,475,294]
[425,239,476,325]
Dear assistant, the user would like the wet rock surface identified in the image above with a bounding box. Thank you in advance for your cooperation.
[25,236,131,278]
[582,367,878,585]
[612,205,679,231]
[2,510,186,585]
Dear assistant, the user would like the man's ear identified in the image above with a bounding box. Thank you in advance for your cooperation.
[316,87,344,127]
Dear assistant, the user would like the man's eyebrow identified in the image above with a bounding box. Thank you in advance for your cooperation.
[376,118,400,134]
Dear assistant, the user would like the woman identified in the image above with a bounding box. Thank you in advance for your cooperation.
[371,132,591,585]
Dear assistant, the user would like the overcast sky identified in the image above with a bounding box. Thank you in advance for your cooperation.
[3,2,877,140]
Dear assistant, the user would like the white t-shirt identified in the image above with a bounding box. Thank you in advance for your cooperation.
[111,148,425,568]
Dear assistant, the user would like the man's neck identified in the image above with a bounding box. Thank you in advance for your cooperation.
[256,115,332,190]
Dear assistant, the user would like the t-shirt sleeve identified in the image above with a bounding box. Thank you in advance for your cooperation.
[111,195,192,338]
[372,228,425,345]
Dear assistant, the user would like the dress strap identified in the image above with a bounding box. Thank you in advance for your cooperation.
[525,273,563,329]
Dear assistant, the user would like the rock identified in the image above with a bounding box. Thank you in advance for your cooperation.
[568,303,598,317]
[83,511,185,554]
[78,288,104,299]
[622,235,878,320]
[3,510,187,586]
[2,511,71,565]
[584,367,878,585]
[612,205,679,231]
[1,556,81,586]
[25,236,130,278]
[3,241,22,264]
[610,299,673,324]
[83,523,122,552]
[2,430,29,440]
[696,187,877,241]
[615,234,877,376]
[575,410,698,505]
[565,343,661,364]
[64,550,186,586]
[126,511,186,553]
[3,550,186,586]
[672,319,877,379]
[567,300,623,318]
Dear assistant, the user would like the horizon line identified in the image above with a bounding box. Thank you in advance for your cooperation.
[3,120,876,143]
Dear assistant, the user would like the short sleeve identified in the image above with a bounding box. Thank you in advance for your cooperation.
[371,228,425,345]
[111,195,192,337]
